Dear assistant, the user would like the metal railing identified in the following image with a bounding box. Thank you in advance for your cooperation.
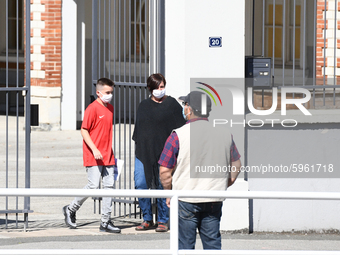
[91,0,152,96]
[1,188,340,255]
[111,82,149,218]
[0,0,32,229]
[252,0,340,109]
[90,0,158,218]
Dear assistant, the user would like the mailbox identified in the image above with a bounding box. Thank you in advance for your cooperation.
[245,56,272,88]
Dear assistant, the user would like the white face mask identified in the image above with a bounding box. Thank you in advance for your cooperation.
[99,91,113,103]
[152,88,166,99]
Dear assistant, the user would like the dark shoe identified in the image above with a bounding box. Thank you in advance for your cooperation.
[62,205,77,229]
[135,220,154,231]
[155,222,168,232]
[100,220,121,233]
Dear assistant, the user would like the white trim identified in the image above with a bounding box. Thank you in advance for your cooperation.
[1,188,340,255]
[31,3,45,12]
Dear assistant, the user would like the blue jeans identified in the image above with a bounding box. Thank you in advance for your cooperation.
[178,200,222,250]
[134,157,169,223]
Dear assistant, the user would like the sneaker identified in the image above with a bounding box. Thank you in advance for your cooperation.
[135,220,154,231]
[155,222,168,232]
[62,205,77,229]
[100,220,121,233]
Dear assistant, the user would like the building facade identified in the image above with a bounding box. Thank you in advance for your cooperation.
[1,0,340,232]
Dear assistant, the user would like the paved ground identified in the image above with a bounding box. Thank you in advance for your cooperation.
[1,116,340,253]
[1,226,340,252]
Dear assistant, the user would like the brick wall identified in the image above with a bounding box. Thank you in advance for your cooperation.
[316,0,340,84]
[30,0,61,87]
[22,0,62,130]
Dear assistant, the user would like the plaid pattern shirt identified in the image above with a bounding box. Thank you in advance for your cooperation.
[158,118,241,169]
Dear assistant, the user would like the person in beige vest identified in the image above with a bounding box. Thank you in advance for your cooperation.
[159,91,241,250]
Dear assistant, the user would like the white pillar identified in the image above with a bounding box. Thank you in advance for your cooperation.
[164,0,248,232]
[61,0,77,130]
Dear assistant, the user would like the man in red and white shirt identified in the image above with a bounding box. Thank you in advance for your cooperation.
[63,78,120,234]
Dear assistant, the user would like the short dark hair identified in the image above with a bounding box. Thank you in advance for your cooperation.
[96,78,114,90]
[147,73,166,93]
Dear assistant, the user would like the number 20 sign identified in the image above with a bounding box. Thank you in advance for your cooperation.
[209,37,222,47]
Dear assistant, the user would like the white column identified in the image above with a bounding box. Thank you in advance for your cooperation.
[164,0,248,232]
[61,0,77,130]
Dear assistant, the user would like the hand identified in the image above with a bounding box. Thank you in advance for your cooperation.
[92,148,103,160]
[166,198,171,208]
[228,178,235,187]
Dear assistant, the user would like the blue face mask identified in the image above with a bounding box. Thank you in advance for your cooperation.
[182,107,187,120]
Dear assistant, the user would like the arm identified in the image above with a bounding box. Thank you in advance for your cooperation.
[158,132,180,208]
[159,166,174,208]
[228,135,241,187]
[81,128,103,160]
[228,159,241,187]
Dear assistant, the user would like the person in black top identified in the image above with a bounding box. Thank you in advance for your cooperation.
[132,73,186,232]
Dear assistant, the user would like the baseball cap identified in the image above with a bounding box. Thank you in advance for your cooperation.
[179,91,212,115]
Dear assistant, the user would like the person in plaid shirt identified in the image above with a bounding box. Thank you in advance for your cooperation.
[159,91,241,250]
[158,120,240,172]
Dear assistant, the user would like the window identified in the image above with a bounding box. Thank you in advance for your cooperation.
[7,0,24,52]
[130,0,149,59]
[265,0,303,66]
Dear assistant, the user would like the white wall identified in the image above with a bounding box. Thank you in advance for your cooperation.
[247,110,340,232]
[165,0,245,99]
[165,0,248,231]
[31,86,61,131]
[61,0,77,130]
